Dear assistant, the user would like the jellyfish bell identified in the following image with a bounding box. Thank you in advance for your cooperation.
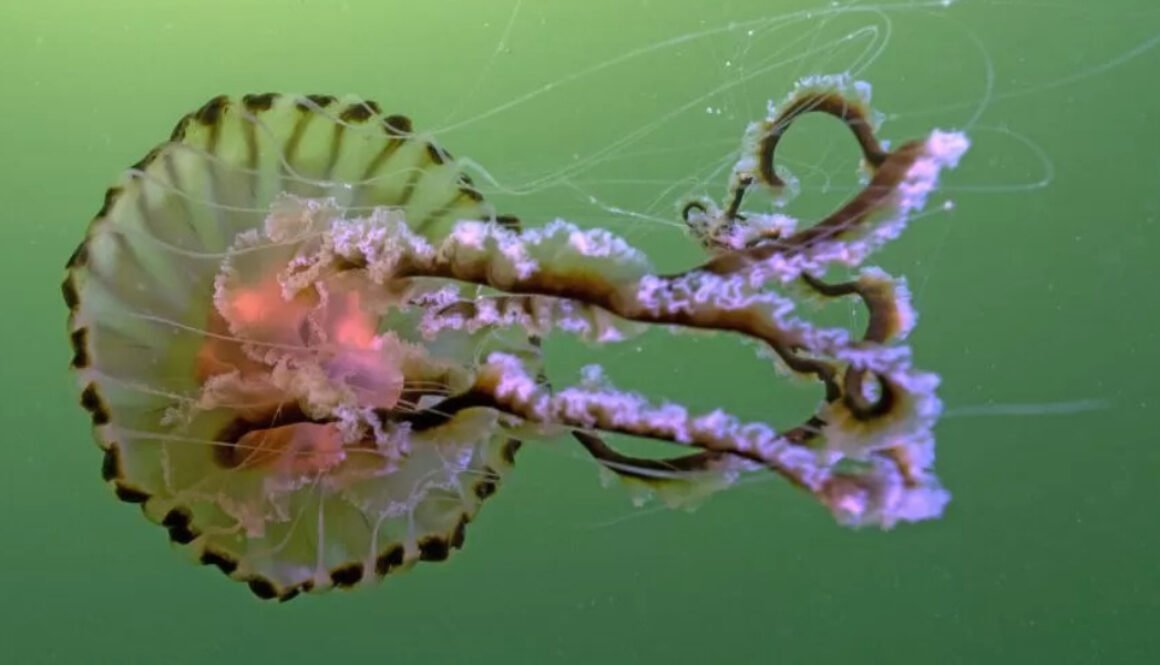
[65,81,966,600]
[64,94,524,600]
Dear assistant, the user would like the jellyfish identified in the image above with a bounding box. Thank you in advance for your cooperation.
[63,77,968,600]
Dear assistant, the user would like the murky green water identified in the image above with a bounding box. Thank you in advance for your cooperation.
[2,1,1157,663]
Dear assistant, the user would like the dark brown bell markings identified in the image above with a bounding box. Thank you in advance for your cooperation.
[302,94,336,109]
[383,114,412,135]
[100,446,121,481]
[67,327,88,368]
[247,577,278,600]
[339,101,375,123]
[128,147,161,174]
[418,536,450,562]
[64,242,88,270]
[113,483,150,504]
[200,548,238,575]
[79,383,110,425]
[162,507,198,544]
[375,545,405,577]
[242,92,278,112]
[95,186,122,219]
[194,95,229,126]
[330,563,364,588]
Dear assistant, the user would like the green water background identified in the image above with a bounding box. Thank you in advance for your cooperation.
[1,1,1157,663]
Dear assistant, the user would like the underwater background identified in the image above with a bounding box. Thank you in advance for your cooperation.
[2,0,1157,663]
